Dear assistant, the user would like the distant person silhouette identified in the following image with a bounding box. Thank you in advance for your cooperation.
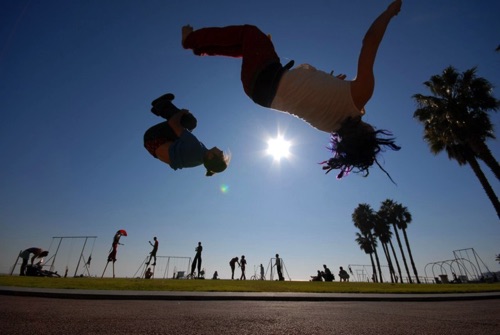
[275,254,284,281]
[19,248,48,276]
[322,264,334,281]
[240,255,247,280]
[190,242,203,277]
[146,237,159,266]
[339,266,350,282]
[229,256,240,280]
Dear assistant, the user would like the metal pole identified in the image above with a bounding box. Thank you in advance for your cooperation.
[73,237,88,277]
[10,250,23,275]
[50,237,63,272]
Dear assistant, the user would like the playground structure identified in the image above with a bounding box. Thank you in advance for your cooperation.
[10,236,97,277]
[424,248,494,283]
[347,264,391,282]
[133,255,191,279]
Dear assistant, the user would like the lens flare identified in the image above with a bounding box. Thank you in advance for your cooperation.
[220,184,229,194]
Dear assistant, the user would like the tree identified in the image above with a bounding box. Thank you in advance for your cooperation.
[413,66,500,219]
[373,211,397,283]
[379,199,412,283]
[393,203,420,284]
[352,204,383,283]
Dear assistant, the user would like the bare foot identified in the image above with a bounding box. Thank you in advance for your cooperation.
[182,25,193,47]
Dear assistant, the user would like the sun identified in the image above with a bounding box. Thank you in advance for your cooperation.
[266,135,291,161]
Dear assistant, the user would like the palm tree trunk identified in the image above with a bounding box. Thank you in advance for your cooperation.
[402,228,420,284]
[472,140,500,181]
[389,240,402,283]
[369,253,377,283]
[373,244,383,283]
[383,243,396,283]
[393,224,412,283]
[465,153,500,220]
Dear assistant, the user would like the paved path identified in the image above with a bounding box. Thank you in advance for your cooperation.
[1,295,499,335]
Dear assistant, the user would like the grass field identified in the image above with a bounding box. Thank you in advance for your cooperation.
[1,276,500,294]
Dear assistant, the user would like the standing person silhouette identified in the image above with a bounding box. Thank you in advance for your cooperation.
[181,0,402,180]
[240,255,247,280]
[229,256,240,280]
[108,231,124,263]
[190,242,203,278]
[146,237,159,266]
[275,254,284,281]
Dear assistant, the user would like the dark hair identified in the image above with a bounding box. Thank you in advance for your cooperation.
[321,118,400,182]
[203,151,230,177]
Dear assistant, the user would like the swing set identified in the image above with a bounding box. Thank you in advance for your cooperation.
[424,248,494,283]
[265,257,291,281]
[10,236,97,277]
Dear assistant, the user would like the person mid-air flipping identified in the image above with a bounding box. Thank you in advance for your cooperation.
[182,0,402,180]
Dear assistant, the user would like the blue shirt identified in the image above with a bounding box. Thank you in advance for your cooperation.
[168,130,208,170]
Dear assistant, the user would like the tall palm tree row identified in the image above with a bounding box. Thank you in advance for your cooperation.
[353,200,420,283]
[352,204,383,283]
[373,216,397,283]
[392,202,420,284]
[413,66,500,219]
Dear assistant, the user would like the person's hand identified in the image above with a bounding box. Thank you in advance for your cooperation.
[330,70,347,80]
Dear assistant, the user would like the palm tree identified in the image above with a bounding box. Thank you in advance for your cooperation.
[379,199,412,283]
[355,233,377,282]
[413,66,500,219]
[373,214,397,283]
[393,203,420,284]
[378,200,403,282]
[352,204,383,283]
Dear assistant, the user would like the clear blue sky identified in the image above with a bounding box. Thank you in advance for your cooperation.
[1,0,499,281]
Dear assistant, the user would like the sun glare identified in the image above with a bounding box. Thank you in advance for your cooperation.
[267,136,291,161]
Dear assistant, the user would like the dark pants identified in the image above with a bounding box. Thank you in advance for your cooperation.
[191,254,202,276]
[20,258,29,276]
[183,25,289,107]
[143,121,178,158]
[147,249,158,264]
[230,264,236,279]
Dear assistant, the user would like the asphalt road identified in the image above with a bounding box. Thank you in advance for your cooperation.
[1,296,499,335]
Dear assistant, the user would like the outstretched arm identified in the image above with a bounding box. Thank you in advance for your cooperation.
[351,0,402,110]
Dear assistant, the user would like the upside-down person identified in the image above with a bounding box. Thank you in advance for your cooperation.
[182,1,402,180]
[144,93,230,177]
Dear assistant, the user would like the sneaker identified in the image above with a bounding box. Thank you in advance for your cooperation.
[150,93,197,131]
[151,93,176,118]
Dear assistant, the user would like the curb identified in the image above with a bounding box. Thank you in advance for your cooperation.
[1,286,500,302]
